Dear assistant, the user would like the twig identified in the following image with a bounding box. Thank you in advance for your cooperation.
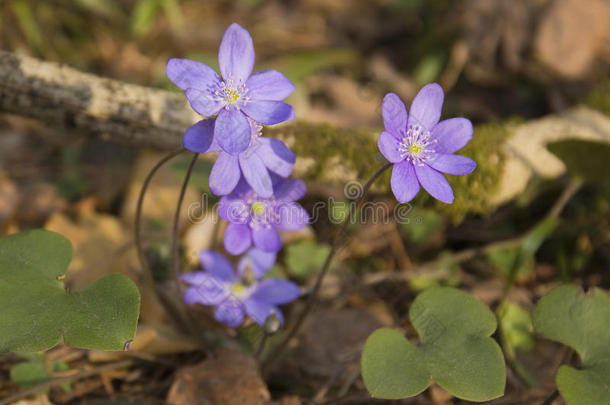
[264,163,392,373]
[0,360,133,405]
[504,177,583,295]
[361,177,583,288]
[540,389,559,405]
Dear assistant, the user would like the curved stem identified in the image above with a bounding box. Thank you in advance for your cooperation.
[171,152,199,298]
[134,148,184,284]
[263,162,392,371]
[254,333,269,362]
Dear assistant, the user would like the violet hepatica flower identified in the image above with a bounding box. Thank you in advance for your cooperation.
[166,23,296,155]
[378,83,476,204]
[219,178,309,255]
[183,118,295,198]
[182,249,300,328]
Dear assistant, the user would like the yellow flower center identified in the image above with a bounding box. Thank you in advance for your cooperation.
[231,283,245,294]
[252,202,265,215]
[225,88,240,104]
[408,143,423,156]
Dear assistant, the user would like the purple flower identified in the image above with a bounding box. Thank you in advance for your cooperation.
[166,23,296,155]
[378,83,476,204]
[182,249,300,328]
[219,178,309,255]
[183,118,295,198]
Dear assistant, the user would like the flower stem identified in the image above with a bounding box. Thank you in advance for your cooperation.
[254,332,269,362]
[263,162,392,371]
[134,148,185,282]
[171,152,199,299]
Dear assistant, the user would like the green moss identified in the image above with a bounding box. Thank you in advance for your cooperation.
[268,120,511,223]
[267,121,386,183]
[584,80,610,116]
[434,122,511,223]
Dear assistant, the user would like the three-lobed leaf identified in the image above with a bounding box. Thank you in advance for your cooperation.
[0,230,140,353]
[285,241,331,279]
[362,287,506,402]
[533,285,610,404]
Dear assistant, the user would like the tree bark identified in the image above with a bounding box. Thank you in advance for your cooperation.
[0,50,191,150]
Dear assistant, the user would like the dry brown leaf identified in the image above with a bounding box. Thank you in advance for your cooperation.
[167,348,270,405]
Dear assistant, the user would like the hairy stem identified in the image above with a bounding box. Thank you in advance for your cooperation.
[134,148,185,282]
[254,333,269,362]
[171,152,199,298]
[263,162,392,371]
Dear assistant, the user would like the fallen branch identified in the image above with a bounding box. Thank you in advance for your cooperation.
[1,50,609,216]
[0,50,190,150]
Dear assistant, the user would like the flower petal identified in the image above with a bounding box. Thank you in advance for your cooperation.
[414,164,454,204]
[209,152,240,196]
[237,248,277,279]
[427,153,476,175]
[430,118,473,154]
[252,227,282,252]
[391,161,420,203]
[215,108,251,154]
[214,296,245,327]
[273,178,306,202]
[218,195,249,223]
[276,202,309,232]
[249,279,301,305]
[183,277,228,306]
[224,223,252,255]
[183,119,219,153]
[409,83,444,130]
[254,137,295,177]
[378,131,404,163]
[185,88,224,116]
[241,100,295,125]
[166,58,221,91]
[239,153,273,198]
[198,250,236,281]
[243,298,282,325]
[246,70,296,101]
[218,23,255,83]
[382,93,408,136]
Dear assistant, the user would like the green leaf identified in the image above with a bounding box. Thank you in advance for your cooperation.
[413,52,446,87]
[547,139,610,183]
[11,0,44,56]
[533,285,610,404]
[362,288,506,401]
[261,50,357,83]
[10,361,50,388]
[497,301,534,359]
[361,328,429,399]
[488,217,557,279]
[160,0,183,33]
[131,0,162,37]
[0,230,140,353]
[329,200,350,224]
[401,207,443,245]
[285,241,331,279]
[10,353,72,393]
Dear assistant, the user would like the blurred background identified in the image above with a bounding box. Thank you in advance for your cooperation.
[0,0,609,404]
